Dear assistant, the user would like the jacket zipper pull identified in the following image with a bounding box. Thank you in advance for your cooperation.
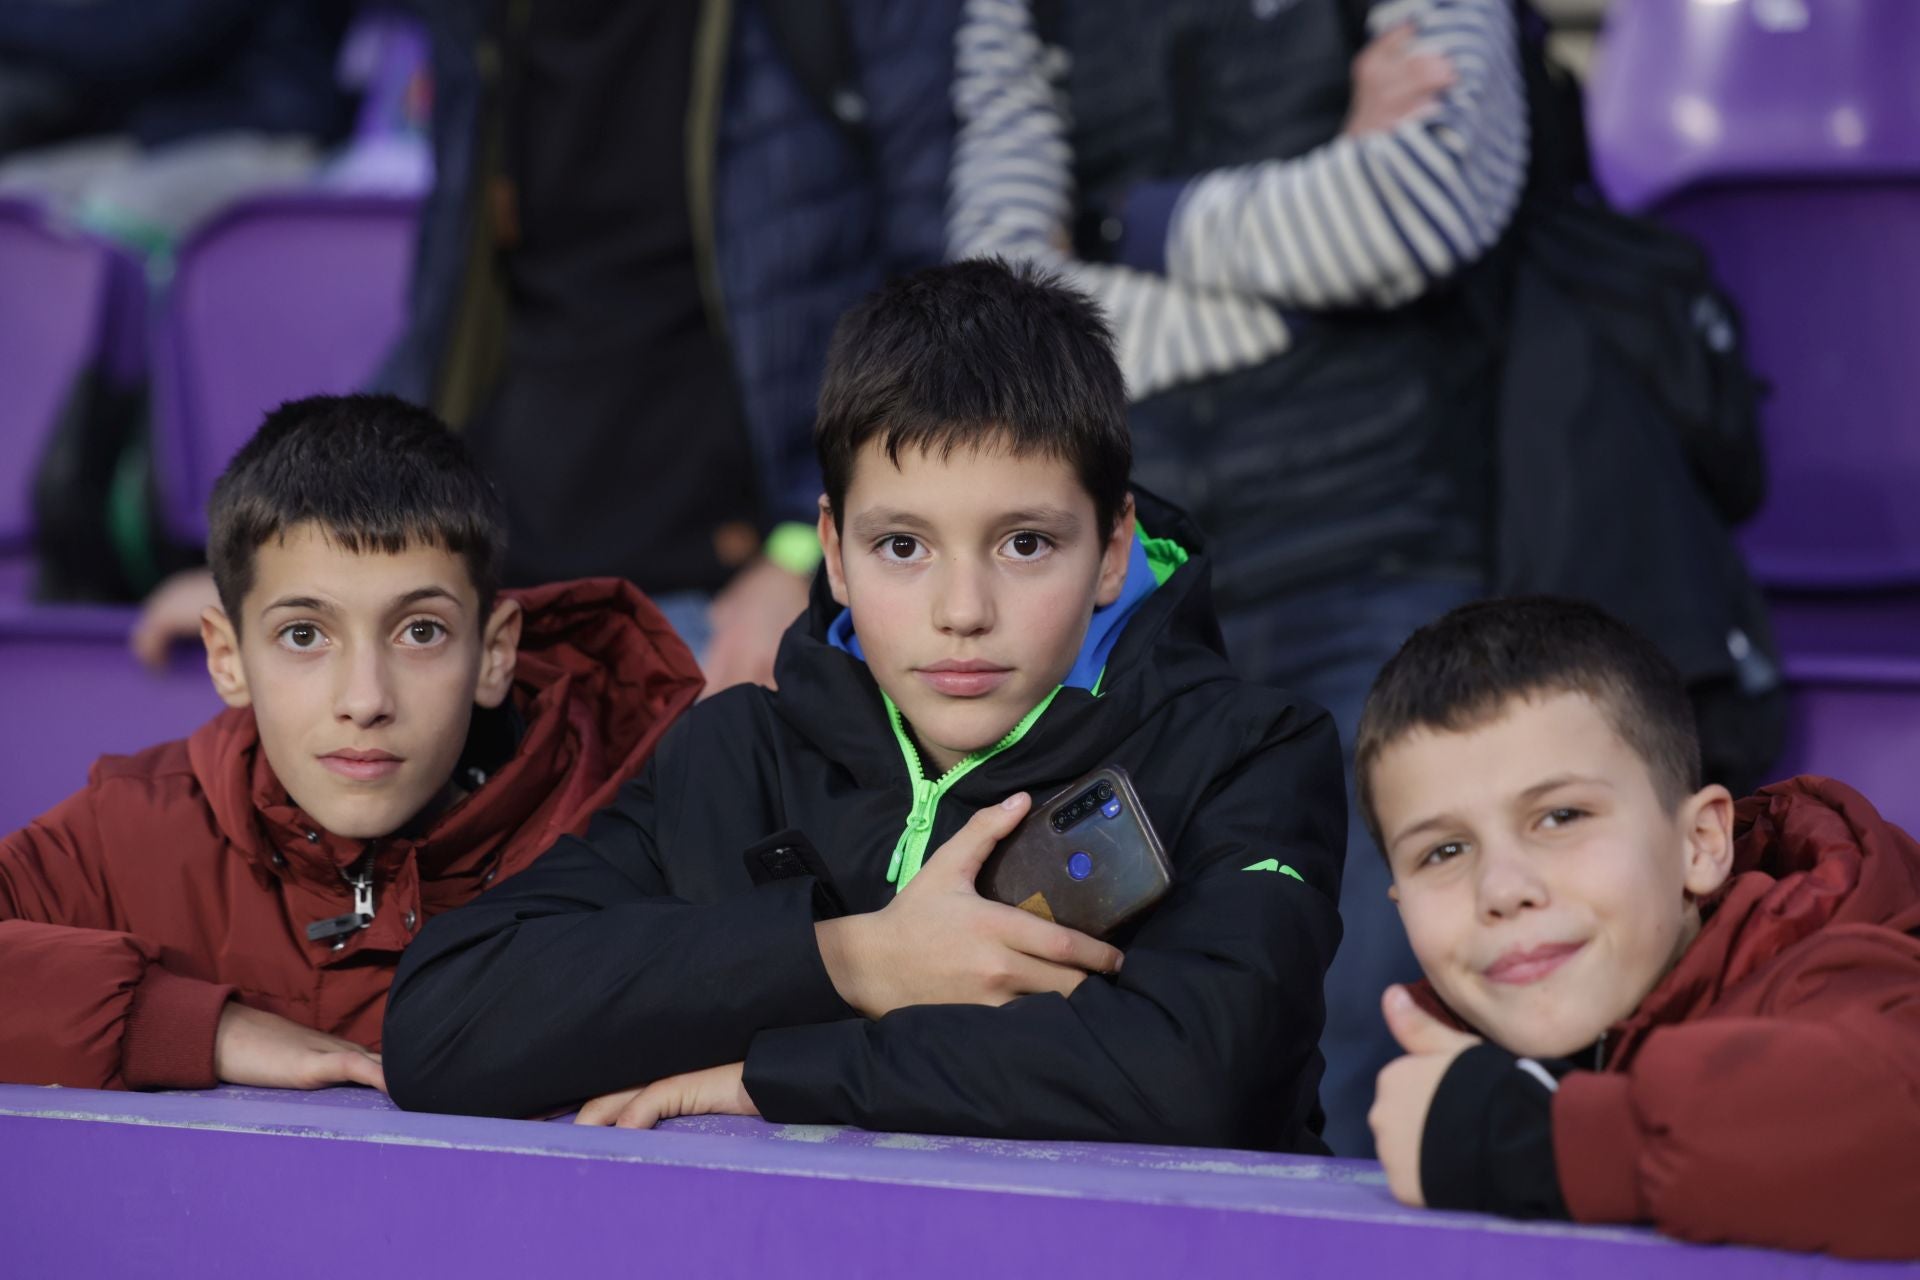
[887,778,937,885]
[305,851,378,948]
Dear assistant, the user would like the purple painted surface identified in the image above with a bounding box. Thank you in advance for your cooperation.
[152,193,419,544]
[0,200,115,557]
[0,605,217,833]
[0,1085,1898,1279]
[1589,0,1920,212]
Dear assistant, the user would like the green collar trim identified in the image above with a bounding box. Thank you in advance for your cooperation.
[882,686,1064,889]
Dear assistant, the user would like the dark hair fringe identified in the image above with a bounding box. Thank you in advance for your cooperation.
[814,258,1132,534]
[1354,596,1703,854]
[207,394,507,627]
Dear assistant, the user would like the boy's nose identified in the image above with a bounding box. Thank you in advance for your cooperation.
[932,560,995,636]
[1474,840,1547,921]
[334,647,396,726]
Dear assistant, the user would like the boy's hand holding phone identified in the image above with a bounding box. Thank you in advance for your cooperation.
[814,793,1125,1019]
[1369,985,1483,1207]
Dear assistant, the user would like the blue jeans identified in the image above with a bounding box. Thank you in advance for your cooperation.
[650,590,713,665]
[1220,571,1481,1158]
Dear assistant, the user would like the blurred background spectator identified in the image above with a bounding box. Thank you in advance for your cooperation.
[0,1,354,257]
[105,0,959,690]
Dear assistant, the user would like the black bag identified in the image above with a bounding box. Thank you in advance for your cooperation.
[1488,2,1785,792]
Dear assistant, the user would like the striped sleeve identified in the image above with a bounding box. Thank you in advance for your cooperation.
[1164,0,1528,308]
[946,0,1292,400]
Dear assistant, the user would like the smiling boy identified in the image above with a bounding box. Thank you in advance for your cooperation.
[1357,598,1920,1258]
[0,395,701,1093]
[383,260,1347,1151]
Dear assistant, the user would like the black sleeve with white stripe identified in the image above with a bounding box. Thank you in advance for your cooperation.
[1419,1042,1573,1219]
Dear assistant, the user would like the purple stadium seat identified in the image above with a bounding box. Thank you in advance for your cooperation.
[0,200,146,600]
[152,192,419,546]
[0,604,217,834]
[1587,0,1920,591]
[1774,659,1920,840]
[1765,595,1920,835]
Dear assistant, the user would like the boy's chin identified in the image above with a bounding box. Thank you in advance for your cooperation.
[285,789,433,843]
[1477,1010,1612,1061]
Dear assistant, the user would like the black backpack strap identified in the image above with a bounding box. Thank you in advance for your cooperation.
[759,0,873,161]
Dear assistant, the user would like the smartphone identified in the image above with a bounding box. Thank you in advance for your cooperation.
[978,766,1171,940]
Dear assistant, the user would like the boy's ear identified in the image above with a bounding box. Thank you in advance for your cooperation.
[201,606,252,709]
[1094,495,1138,607]
[817,496,850,608]
[473,597,523,710]
[1679,783,1737,899]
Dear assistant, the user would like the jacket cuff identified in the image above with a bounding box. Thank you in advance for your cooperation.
[121,967,236,1090]
[1422,1044,1569,1219]
[741,1018,866,1124]
[1552,1072,1644,1224]
[1114,180,1188,274]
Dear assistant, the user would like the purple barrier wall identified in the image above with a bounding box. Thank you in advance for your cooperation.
[0,1084,1902,1278]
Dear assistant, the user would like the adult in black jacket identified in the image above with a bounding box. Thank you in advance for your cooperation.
[384,262,1346,1152]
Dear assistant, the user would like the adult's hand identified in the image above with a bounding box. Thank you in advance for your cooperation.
[131,567,218,670]
[700,557,811,697]
[1344,24,1456,138]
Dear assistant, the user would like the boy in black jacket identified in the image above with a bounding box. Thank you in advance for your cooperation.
[383,260,1347,1151]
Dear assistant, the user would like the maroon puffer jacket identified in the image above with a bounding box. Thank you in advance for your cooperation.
[0,578,701,1090]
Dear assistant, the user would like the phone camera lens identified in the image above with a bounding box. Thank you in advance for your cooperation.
[1094,782,1114,803]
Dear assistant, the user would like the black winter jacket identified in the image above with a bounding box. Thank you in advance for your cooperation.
[384,496,1346,1151]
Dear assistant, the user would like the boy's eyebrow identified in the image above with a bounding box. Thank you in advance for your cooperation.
[999,507,1082,533]
[846,506,1085,540]
[390,585,466,613]
[261,595,333,616]
[1387,812,1458,855]
[1388,775,1614,851]
[846,508,935,539]
[258,586,465,618]
[1516,774,1612,803]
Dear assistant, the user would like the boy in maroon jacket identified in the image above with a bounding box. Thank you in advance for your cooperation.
[0,395,701,1095]
[1356,597,1920,1259]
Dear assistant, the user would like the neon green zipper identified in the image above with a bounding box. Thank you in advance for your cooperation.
[883,686,1063,890]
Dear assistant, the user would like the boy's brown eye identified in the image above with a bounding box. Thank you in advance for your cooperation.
[1011,532,1040,557]
[288,625,318,648]
[889,536,919,559]
[408,621,443,644]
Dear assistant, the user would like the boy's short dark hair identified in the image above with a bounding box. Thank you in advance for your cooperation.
[1355,597,1702,850]
[208,394,507,627]
[814,258,1132,535]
